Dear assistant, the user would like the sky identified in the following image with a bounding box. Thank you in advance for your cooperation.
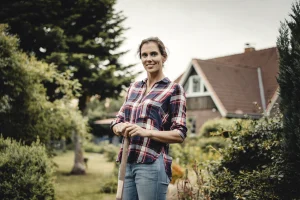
[114,0,296,81]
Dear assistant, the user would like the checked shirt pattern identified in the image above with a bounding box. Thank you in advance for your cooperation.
[111,77,187,178]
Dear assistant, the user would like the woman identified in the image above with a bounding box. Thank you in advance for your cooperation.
[111,37,187,200]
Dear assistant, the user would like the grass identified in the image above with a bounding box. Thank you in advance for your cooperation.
[53,151,116,200]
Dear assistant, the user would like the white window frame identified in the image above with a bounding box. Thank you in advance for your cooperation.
[186,75,210,97]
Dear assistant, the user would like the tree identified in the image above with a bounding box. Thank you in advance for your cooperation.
[0,0,136,112]
[277,1,300,198]
[0,24,88,145]
[0,24,89,174]
[0,0,138,175]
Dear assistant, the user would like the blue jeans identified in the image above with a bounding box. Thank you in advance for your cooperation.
[121,154,170,200]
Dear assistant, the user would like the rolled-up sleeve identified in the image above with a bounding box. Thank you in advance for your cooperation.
[170,84,187,140]
[110,84,132,130]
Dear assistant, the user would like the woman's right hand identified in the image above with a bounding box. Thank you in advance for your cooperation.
[113,123,126,136]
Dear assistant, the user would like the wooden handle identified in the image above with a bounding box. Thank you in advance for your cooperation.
[116,137,130,200]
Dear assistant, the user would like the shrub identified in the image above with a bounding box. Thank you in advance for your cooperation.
[0,136,55,200]
[104,144,119,162]
[83,142,104,153]
[199,118,240,138]
[170,140,221,167]
[209,116,283,200]
[177,162,212,200]
[197,137,229,153]
[100,178,118,194]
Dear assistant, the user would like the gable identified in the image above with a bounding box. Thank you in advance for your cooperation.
[195,59,262,116]
[182,67,209,97]
[179,62,227,116]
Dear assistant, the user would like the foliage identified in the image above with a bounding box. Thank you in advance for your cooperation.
[0,0,137,111]
[83,141,105,154]
[85,96,124,137]
[83,142,119,163]
[0,136,55,200]
[177,162,211,200]
[208,116,284,200]
[277,1,300,198]
[100,179,118,194]
[102,144,119,162]
[170,137,222,167]
[85,97,108,120]
[199,118,243,138]
[0,24,88,145]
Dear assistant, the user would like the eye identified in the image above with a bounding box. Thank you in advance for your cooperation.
[150,52,158,57]
[141,53,147,58]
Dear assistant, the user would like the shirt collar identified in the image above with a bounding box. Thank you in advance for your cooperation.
[141,77,170,84]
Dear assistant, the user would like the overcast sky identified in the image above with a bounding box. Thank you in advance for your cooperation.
[115,0,296,81]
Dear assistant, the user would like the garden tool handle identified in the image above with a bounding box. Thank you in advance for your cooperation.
[116,137,129,200]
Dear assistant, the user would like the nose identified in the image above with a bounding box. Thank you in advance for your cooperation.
[145,55,152,62]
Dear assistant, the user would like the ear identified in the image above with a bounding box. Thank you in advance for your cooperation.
[162,56,167,63]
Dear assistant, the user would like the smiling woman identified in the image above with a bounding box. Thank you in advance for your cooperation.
[110,37,187,200]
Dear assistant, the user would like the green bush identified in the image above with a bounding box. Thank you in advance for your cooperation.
[198,137,229,153]
[199,118,240,138]
[209,116,284,200]
[83,142,119,162]
[0,136,55,200]
[103,144,119,162]
[100,178,118,194]
[170,139,221,167]
[83,142,104,153]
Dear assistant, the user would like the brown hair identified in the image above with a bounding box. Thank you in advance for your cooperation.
[137,37,168,59]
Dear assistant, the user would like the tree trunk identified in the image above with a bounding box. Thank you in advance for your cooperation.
[71,130,86,175]
[78,93,90,114]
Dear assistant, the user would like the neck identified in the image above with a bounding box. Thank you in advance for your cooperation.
[147,71,165,85]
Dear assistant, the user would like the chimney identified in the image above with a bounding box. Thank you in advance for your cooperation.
[244,43,255,53]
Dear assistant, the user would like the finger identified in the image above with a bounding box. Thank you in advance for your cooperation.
[123,127,132,138]
[128,128,137,136]
[130,132,137,137]
[123,126,136,133]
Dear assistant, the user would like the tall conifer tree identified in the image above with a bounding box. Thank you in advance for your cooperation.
[277,1,300,197]
[0,0,136,111]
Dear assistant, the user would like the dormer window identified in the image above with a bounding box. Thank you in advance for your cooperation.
[185,75,209,97]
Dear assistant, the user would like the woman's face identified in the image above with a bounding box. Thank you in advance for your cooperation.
[140,42,166,75]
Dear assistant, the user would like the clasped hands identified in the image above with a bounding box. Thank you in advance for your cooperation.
[113,122,151,138]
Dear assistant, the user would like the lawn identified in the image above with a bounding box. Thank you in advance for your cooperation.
[53,151,116,200]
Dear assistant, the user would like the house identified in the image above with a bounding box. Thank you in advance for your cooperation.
[174,45,280,133]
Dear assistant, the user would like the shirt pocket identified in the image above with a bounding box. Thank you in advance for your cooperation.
[139,99,169,129]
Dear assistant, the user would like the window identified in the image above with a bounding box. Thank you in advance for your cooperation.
[192,76,201,92]
[188,117,196,135]
[185,75,209,97]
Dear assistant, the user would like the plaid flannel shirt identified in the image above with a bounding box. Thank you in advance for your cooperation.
[110,77,187,179]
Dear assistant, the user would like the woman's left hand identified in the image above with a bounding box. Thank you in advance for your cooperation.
[123,123,151,138]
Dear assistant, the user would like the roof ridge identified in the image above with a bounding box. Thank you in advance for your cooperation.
[201,46,277,61]
[195,59,257,70]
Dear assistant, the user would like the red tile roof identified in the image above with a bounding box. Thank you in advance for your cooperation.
[205,47,279,103]
[176,47,279,117]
